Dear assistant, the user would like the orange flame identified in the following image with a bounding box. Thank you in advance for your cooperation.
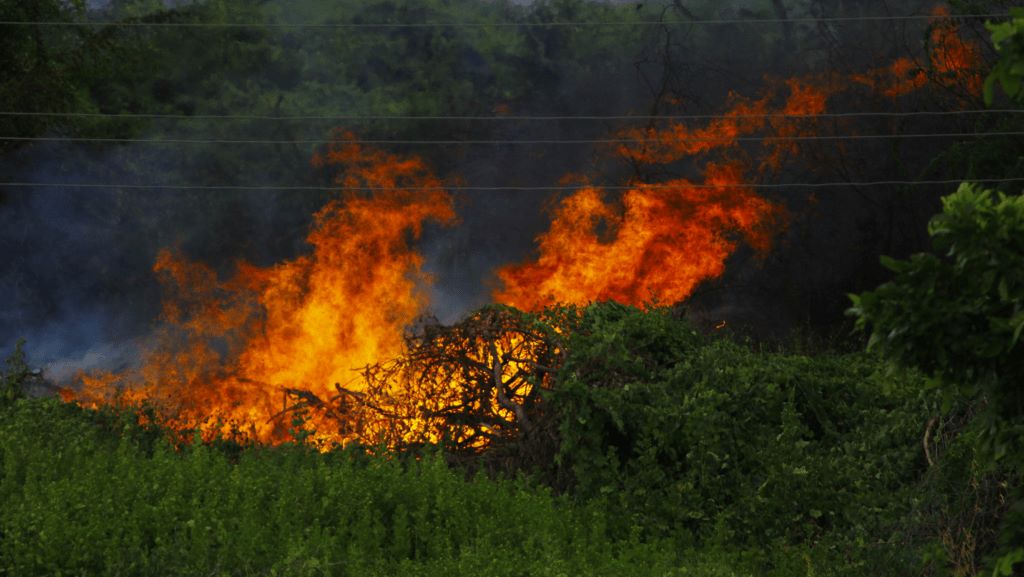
[616,95,770,165]
[494,10,982,311]
[67,135,455,446]
[926,7,984,97]
[851,8,983,99]
[494,164,785,311]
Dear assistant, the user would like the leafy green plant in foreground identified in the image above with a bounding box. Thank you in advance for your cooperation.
[850,184,1024,455]
[850,183,1024,575]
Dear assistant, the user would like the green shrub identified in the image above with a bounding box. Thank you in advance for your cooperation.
[549,303,930,567]
[850,185,1024,424]
[850,183,1024,575]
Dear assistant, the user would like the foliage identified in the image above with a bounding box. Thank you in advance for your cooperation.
[849,184,1024,450]
[985,8,1024,105]
[547,303,931,568]
[7,302,1014,575]
[1,339,29,408]
[1,397,806,577]
[849,183,1024,575]
[0,0,94,150]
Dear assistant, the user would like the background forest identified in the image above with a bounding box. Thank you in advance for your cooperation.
[1,0,1023,576]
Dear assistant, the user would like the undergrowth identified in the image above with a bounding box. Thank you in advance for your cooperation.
[0,303,1014,576]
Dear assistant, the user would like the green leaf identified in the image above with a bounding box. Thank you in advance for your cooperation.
[985,74,998,106]
[993,547,1024,577]
[1011,312,1024,347]
[879,255,908,273]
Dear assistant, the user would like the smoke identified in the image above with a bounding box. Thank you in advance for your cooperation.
[0,144,330,379]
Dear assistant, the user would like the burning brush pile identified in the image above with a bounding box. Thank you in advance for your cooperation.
[60,9,983,455]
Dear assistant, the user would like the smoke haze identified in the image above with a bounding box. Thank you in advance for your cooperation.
[1,0,1006,381]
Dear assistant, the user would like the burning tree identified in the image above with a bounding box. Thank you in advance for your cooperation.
[279,305,572,463]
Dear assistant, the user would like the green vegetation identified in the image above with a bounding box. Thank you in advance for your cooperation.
[985,8,1024,105]
[0,397,816,577]
[1,307,996,577]
[4,179,1021,574]
[0,339,28,408]
[553,304,930,550]
[851,184,1024,576]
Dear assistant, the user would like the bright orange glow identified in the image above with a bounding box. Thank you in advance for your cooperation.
[495,164,785,311]
[617,95,770,165]
[851,8,982,99]
[927,7,984,97]
[356,309,561,451]
[851,57,930,99]
[66,135,455,447]
[494,81,821,311]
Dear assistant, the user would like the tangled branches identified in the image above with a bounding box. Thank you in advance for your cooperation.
[277,305,573,456]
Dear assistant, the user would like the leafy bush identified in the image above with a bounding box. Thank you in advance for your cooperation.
[849,184,1024,455]
[2,305,973,576]
[548,303,930,568]
[850,183,1024,575]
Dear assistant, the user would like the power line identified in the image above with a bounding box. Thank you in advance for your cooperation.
[2,110,1022,122]
[0,13,1010,29]
[4,178,1022,192]
[3,132,1022,146]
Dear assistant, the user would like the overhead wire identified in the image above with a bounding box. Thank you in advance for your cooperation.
[2,12,1018,194]
[0,13,1011,28]
[1,110,1022,122]
[3,132,1022,146]
[4,178,1023,192]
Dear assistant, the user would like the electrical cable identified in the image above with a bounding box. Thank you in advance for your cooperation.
[4,178,1022,192]
[0,13,1010,29]
[2,110,1021,122]
[3,132,1022,145]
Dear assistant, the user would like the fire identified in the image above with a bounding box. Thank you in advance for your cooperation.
[494,164,785,312]
[493,85,816,311]
[926,7,984,97]
[62,9,985,448]
[851,57,930,99]
[67,135,455,446]
[614,95,770,165]
[851,7,983,99]
[494,9,982,311]
[355,306,565,451]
